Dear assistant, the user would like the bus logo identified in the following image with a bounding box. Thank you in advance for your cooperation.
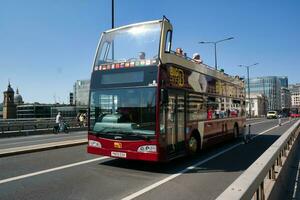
[114,142,122,149]
[169,66,185,87]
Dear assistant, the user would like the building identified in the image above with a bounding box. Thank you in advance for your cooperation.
[2,82,17,119]
[246,76,287,111]
[289,84,300,108]
[246,93,268,117]
[17,104,51,118]
[0,103,3,118]
[51,105,77,118]
[73,80,90,106]
[281,87,291,112]
[69,92,74,105]
[279,76,288,88]
[14,88,24,105]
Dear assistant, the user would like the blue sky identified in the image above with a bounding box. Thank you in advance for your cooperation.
[0,0,299,103]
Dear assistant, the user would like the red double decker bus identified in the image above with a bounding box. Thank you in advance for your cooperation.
[87,18,246,162]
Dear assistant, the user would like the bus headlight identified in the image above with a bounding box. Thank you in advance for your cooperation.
[89,140,102,148]
[137,145,157,153]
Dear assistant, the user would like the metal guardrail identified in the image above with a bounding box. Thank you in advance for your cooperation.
[217,119,300,200]
[0,118,83,133]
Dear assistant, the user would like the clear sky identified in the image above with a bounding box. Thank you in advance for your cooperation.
[0,0,299,103]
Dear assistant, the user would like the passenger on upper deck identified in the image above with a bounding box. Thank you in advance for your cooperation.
[176,48,184,57]
[139,52,145,59]
[192,53,203,64]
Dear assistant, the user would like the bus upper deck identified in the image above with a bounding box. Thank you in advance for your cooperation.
[93,17,243,89]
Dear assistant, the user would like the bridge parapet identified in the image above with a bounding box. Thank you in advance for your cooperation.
[217,119,300,200]
[0,118,86,137]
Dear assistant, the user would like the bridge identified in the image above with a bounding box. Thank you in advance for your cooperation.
[0,118,299,200]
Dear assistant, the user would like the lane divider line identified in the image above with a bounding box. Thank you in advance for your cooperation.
[251,119,292,139]
[0,157,109,185]
[248,118,280,126]
[292,160,300,199]
[121,120,294,200]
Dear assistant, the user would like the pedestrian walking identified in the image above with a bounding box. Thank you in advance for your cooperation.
[55,112,63,132]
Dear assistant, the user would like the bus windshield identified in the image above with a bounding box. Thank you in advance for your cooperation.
[89,87,156,135]
[95,22,161,65]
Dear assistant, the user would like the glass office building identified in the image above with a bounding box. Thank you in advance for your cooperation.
[279,76,288,88]
[245,76,284,111]
[73,80,90,106]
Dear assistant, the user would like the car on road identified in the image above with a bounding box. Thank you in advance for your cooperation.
[290,113,300,118]
[267,111,278,119]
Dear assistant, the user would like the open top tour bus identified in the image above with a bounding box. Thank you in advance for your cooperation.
[87,17,246,162]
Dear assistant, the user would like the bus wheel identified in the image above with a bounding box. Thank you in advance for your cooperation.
[188,135,198,154]
[233,125,239,139]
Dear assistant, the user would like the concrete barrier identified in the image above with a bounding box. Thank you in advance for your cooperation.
[217,119,300,200]
[0,138,88,157]
[0,127,87,138]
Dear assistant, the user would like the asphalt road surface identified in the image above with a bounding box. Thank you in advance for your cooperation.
[0,118,297,200]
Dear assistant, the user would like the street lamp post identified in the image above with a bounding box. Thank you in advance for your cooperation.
[199,37,234,70]
[112,0,114,29]
[238,63,259,118]
[112,0,115,60]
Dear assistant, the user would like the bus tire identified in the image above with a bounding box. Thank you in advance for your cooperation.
[233,124,239,139]
[188,132,200,155]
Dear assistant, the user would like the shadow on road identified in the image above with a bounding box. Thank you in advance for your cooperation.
[99,133,282,175]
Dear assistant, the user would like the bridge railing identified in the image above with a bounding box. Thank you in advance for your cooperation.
[0,117,84,133]
[217,119,300,200]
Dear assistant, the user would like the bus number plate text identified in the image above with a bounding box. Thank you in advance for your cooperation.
[111,151,127,158]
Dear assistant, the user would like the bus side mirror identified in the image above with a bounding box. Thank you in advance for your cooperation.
[161,89,168,105]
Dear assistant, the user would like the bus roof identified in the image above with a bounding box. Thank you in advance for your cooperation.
[104,19,161,34]
[100,18,243,87]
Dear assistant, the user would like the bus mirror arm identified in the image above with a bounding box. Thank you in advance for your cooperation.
[161,89,168,105]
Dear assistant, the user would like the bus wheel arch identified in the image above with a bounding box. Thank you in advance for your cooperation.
[188,130,201,154]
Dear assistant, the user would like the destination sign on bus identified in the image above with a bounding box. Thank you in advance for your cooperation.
[94,59,158,72]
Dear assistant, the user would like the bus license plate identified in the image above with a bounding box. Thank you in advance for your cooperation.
[111,151,127,158]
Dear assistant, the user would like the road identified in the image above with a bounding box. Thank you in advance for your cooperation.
[0,118,297,200]
[0,118,265,150]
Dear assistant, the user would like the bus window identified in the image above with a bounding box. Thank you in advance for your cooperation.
[95,22,161,65]
[96,42,111,65]
[165,30,172,53]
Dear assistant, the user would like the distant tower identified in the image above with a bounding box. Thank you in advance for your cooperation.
[3,82,17,119]
[14,88,24,105]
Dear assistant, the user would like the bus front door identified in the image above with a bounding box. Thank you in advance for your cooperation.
[166,91,185,156]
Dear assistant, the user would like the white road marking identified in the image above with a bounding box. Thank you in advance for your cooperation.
[248,119,277,126]
[250,120,292,139]
[122,120,293,200]
[292,160,300,199]
[0,157,109,185]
